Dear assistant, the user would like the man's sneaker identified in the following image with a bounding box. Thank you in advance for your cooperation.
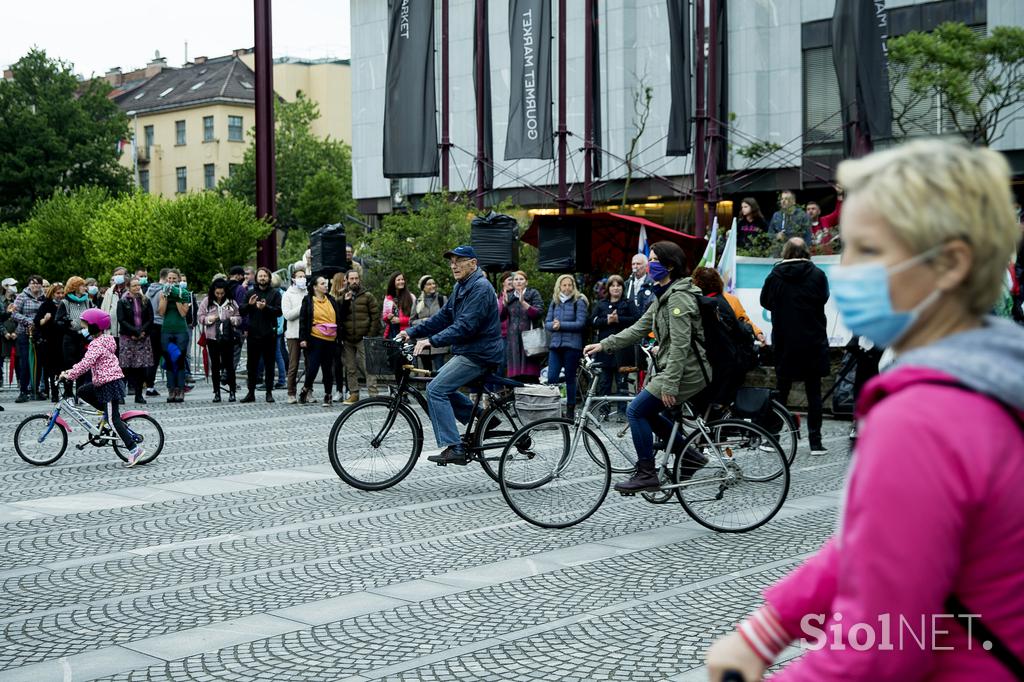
[342,392,360,405]
[427,444,470,466]
[810,442,829,456]
[287,394,298,404]
[125,447,144,467]
[15,393,29,404]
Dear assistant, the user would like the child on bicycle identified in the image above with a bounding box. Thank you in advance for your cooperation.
[59,308,145,467]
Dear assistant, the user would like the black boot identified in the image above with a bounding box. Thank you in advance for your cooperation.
[213,383,222,403]
[614,459,662,494]
[265,391,275,404]
[240,390,256,403]
[228,388,237,403]
[566,404,575,421]
[427,443,470,466]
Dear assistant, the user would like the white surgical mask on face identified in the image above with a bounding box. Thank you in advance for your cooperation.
[295,277,307,289]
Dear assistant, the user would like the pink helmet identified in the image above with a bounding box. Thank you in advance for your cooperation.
[80,308,111,331]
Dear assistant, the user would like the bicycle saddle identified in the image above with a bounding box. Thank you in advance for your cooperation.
[468,373,524,390]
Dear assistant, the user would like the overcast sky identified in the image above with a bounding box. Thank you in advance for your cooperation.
[1,0,351,76]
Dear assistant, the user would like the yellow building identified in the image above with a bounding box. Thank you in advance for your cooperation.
[112,50,351,198]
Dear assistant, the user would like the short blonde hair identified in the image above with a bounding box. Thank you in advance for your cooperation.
[837,139,1018,316]
[551,274,580,303]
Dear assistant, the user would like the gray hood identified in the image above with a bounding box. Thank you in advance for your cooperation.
[894,316,1024,411]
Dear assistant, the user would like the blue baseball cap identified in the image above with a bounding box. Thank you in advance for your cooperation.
[443,245,477,260]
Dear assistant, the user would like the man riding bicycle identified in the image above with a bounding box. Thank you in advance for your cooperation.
[397,246,504,465]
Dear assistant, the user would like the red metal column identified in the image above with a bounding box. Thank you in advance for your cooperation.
[441,0,451,191]
[254,0,277,268]
[693,0,707,239]
[583,0,595,212]
[706,0,720,214]
[557,0,568,215]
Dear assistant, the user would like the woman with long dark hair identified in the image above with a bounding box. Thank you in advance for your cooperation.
[736,196,769,249]
[33,283,65,401]
[590,274,639,416]
[198,279,242,402]
[382,271,414,339]
[298,274,345,406]
[116,277,155,404]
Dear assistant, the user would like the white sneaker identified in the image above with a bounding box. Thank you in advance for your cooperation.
[125,447,144,467]
[809,444,828,456]
[287,395,298,404]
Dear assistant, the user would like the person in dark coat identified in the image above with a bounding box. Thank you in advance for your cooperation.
[240,267,282,403]
[116,278,155,403]
[33,283,65,402]
[589,274,639,416]
[760,237,831,454]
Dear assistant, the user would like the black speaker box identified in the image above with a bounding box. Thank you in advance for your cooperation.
[310,223,347,279]
[537,218,591,272]
[471,212,519,273]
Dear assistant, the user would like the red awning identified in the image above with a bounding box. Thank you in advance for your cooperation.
[522,212,706,274]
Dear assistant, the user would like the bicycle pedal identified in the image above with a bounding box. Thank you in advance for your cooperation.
[617,491,637,497]
[435,461,447,467]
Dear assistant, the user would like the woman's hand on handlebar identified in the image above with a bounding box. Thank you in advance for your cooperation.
[706,631,766,682]
[583,343,603,357]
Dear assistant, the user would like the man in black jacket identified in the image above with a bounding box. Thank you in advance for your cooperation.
[761,238,831,454]
[240,267,282,403]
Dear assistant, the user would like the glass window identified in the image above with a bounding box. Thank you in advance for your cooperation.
[143,125,154,150]
[228,115,244,141]
[176,166,187,193]
[203,115,214,142]
[204,163,216,190]
[175,120,186,146]
[139,170,150,193]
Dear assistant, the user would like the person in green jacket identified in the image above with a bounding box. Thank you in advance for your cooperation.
[584,241,710,493]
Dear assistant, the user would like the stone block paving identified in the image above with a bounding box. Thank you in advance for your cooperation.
[0,383,853,681]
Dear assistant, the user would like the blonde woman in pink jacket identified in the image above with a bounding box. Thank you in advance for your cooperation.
[707,140,1024,681]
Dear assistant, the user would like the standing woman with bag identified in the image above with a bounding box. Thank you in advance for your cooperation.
[381,272,414,340]
[410,275,449,371]
[198,279,242,402]
[116,277,154,404]
[500,271,545,383]
[545,275,589,419]
[298,275,344,406]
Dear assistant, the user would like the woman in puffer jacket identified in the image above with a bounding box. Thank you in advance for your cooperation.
[706,140,1024,681]
[544,275,588,419]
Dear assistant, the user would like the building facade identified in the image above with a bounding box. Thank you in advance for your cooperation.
[113,50,351,198]
[349,0,1024,224]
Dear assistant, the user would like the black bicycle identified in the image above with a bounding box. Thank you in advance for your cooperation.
[327,339,530,490]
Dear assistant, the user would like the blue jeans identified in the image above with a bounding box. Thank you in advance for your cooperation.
[15,333,32,394]
[161,330,189,390]
[546,347,582,406]
[426,354,488,448]
[626,388,684,462]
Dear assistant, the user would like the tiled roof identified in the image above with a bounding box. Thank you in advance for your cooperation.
[114,56,256,114]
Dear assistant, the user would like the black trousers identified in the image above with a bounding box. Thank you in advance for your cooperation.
[246,335,276,392]
[208,339,236,393]
[78,382,135,451]
[303,337,335,395]
[776,373,823,445]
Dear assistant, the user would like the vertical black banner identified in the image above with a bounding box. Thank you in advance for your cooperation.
[666,0,693,156]
[383,0,439,178]
[505,0,553,160]
[474,0,494,188]
[833,0,891,156]
[590,0,603,177]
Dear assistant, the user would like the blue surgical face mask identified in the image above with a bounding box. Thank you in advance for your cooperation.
[648,260,669,282]
[87,286,99,296]
[139,277,148,285]
[113,275,125,286]
[830,248,943,348]
[80,328,91,338]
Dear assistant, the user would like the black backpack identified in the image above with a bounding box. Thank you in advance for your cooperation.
[690,293,759,385]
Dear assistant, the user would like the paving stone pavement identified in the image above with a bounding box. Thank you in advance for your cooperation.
[0,383,854,681]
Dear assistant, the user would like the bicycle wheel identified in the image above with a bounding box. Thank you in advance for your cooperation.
[583,398,636,474]
[723,399,798,466]
[14,414,68,466]
[474,393,523,483]
[672,419,789,533]
[499,418,611,529]
[112,414,165,465]
[328,397,422,490]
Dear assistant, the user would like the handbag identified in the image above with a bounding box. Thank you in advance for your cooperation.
[521,327,550,357]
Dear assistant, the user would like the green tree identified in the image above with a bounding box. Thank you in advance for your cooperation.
[218,92,356,232]
[0,186,111,282]
[889,22,1024,145]
[0,49,131,222]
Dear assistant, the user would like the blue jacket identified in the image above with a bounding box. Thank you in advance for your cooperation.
[407,268,503,367]
[545,297,589,350]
